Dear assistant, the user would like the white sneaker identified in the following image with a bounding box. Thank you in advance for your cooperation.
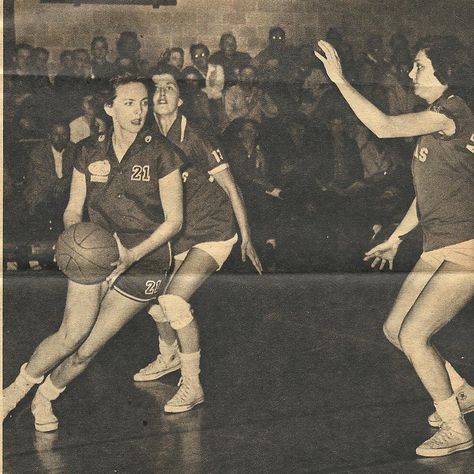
[416,420,473,457]
[428,383,474,428]
[133,355,181,382]
[164,378,204,413]
[31,392,58,432]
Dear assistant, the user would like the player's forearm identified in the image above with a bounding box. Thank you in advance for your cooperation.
[388,198,419,244]
[63,209,82,228]
[131,217,182,262]
[336,81,392,138]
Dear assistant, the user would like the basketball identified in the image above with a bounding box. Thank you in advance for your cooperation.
[55,223,119,284]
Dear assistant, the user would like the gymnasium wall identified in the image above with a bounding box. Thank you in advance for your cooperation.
[14,0,474,69]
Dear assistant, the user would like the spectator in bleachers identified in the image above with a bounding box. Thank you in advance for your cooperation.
[179,66,214,136]
[321,112,363,192]
[115,31,147,74]
[189,42,225,127]
[69,95,106,144]
[209,33,251,88]
[358,34,390,111]
[30,48,51,84]
[24,121,74,226]
[6,43,34,99]
[91,36,114,80]
[157,47,185,75]
[254,27,294,73]
[224,64,278,126]
[225,118,282,263]
[56,50,74,78]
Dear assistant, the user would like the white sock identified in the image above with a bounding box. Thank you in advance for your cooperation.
[179,351,201,384]
[159,338,179,361]
[434,394,463,424]
[18,363,44,388]
[37,375,65,402]
[445,361,465,392]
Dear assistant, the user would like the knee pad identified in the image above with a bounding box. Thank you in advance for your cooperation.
[148,304,168,323]
[158,294,193,330]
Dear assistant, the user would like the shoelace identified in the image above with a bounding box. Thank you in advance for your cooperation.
[32,398,56,419]
[171,378,192,403]
[142,355,176,373]
[428,424,458,446]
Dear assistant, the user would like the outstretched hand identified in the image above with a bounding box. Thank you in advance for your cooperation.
[106,233,138,287]
[363,239,401,271]
[241,238,263,275]
[314,40,346,85]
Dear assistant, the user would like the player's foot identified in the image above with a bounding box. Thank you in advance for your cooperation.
[31,391,58,432]
[3,364,43,421]
[133,355,181,382]
[416,420,473,457]
[164,377,204,413]
[428,383,474,428]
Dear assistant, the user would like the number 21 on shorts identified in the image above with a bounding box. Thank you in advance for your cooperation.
[145,279,162,295]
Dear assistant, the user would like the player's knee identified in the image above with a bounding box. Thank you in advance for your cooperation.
[71,346,97,368]
[158,294,193,330]
[55,328,86,355]
[148,304,168,324]
[382,321,400,348]
[399,327,428,356]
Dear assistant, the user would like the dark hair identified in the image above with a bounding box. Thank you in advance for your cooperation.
[220,33,236,48]
[60,49,73,62]
[269,27,285,39]
[417,37,472,91]
[169,47,184,57]
[14,43,33,55]
[149,63,180,82]
[117,31,141,56]
[33,47,49,58]
[91,36,109,50]
[190,43,210,58]
[73,48,89,59]
[48,119,70,132]
[102,74,148,106]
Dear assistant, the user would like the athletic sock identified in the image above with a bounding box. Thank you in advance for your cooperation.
[37,375,66,402]
[445,361,466,392]
[159,337,179,362]
[179,350,201,385]
[17,364,45,391]
[434,394,463,425]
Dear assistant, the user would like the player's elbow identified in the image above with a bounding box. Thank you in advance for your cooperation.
[168,215,183,235]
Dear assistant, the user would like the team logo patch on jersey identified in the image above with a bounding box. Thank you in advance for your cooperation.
[88,160,111,182]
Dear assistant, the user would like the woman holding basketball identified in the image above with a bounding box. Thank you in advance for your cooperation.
[3,75,184,431]
[131,64,262,413]
[315,38,474,457]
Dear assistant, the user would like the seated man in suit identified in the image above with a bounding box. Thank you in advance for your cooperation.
[24,120,75,233]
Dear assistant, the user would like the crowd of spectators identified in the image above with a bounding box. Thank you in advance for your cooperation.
[5,26,472,272]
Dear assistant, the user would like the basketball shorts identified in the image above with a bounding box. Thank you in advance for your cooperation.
[114,242,172,303]
[420,238,474,271]
[174,234,238,270]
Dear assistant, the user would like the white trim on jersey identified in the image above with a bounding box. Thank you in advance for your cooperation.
[180,115,187,143]
[208,162,229,175]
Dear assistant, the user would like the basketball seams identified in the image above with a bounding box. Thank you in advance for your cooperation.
[57,232,116,271]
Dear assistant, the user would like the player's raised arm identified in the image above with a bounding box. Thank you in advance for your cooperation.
[314,40,453,138]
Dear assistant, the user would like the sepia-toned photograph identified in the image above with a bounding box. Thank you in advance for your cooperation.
[3,0,474,471]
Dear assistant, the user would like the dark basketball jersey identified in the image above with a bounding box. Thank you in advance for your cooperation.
[412,94,474,251]
[151,114,236,254]
[74,127,183,267]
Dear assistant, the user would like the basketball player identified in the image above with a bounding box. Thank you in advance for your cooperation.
[132,65,262,413]
[315,38,474,456]
[3,76,184,431]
